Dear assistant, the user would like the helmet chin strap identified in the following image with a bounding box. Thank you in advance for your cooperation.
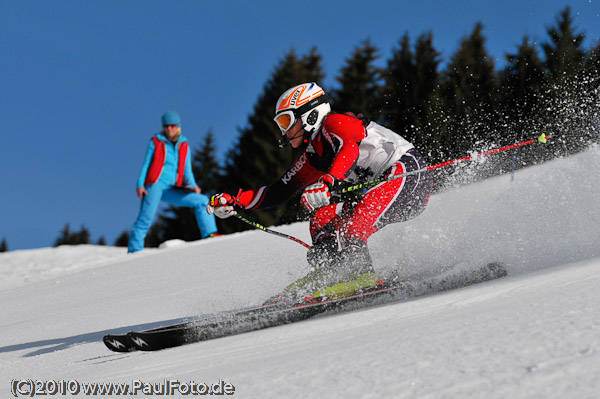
[302,126,314,143]
[278,124,312,147]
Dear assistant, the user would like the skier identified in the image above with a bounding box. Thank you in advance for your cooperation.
[128,111,219,253]
[207,83,433,298]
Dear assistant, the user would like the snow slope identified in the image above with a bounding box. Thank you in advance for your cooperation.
[1,145,599,399]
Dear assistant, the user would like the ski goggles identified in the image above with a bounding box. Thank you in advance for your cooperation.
[274,111,296,132]
[273,94,330,133]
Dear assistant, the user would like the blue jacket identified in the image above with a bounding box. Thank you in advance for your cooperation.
[136,133,198,188]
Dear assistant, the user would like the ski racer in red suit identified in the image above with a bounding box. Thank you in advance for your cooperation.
[207,83,433,300]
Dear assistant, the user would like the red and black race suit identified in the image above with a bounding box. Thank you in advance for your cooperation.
[231,113,432,244]
[234,113,366,209]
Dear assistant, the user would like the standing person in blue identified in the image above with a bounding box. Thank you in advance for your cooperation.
[128,111,218,253]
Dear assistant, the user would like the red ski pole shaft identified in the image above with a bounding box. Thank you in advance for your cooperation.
[428,134,549,171]
[235,134,548,248]
[338,134,549,194]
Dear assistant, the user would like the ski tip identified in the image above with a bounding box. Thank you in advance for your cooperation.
[103,334,135,352]
[538,133,549,144]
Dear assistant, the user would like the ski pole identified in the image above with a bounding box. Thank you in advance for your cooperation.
[180,184,309,247]
[232,134,548,248]
[234,214,312,249]
[208,191,312,249]
[336,134,549,195]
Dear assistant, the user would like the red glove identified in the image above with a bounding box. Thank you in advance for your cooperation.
[300,175,336,212]
[207,192,239,219]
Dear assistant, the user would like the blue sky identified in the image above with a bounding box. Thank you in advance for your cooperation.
[1,0,598,250]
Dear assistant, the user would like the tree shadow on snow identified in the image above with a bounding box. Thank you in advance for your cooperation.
[0,318,188,357]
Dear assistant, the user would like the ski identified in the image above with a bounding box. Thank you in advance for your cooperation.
[103,282,397,352]
[125,281,401,351]
[103,320,197,352]
[104,262,507,352]
[103,333,134,352]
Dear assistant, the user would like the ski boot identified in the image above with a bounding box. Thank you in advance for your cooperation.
[306,235,339,269]
[282,236,341,300]
[311,239,378,299]
[285,238,379,300]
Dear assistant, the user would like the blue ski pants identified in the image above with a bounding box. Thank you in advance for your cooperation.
[128,181,217,252]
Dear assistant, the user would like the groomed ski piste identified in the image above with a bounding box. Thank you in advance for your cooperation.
[1,144,599,398]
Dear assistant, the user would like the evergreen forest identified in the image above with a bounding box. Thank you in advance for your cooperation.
[43,7,599,250]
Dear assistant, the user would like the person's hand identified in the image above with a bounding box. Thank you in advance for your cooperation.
[207,193,238,219]
[300,174,335,212]
[192,186,201,194]
[136,187,148,199]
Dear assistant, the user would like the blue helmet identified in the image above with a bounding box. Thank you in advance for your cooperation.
[161,111,181,126]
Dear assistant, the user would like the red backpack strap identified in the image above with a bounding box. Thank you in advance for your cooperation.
[175,141,189,186]
[144,136,166,186]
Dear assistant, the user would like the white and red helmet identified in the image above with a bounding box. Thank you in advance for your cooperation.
[274,83,331,135]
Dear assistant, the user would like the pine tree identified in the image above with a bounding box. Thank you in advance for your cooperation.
[499,36,545,136]
[542,6,586,84]
[75,225,90,244]
[496,36,547,168]
[412,33,443,161]
[444,23,497,116]
[97,236,106,246]
[438,22,498,158]
[114,231,130,247]
[330,39,381,121]
[413,33,441,118]
[55,224,71,247]
[193,130,221,195]
[54,224,72,246]
[0,238,7,252]
[501,37,545,109]
[381,32,440,150]
[54,224,90,246]
[381,33,416,135]
[539,7,590,156]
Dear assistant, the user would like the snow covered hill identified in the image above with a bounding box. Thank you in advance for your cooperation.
[1,145,599,398]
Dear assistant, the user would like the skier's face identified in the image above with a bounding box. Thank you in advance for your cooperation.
[284,119,304,148]
[163,124,180,142]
